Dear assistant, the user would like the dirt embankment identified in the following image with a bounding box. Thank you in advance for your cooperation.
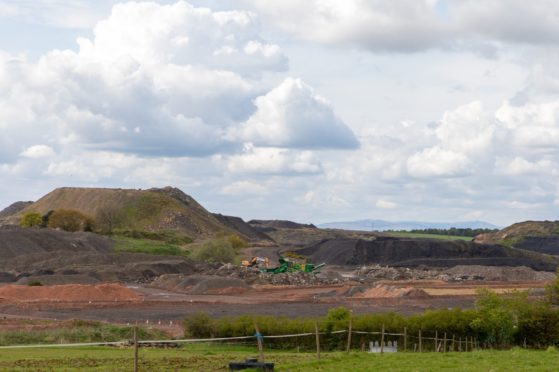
[296,237,559,271]
[0,283,141,303]
[0,225,112,260]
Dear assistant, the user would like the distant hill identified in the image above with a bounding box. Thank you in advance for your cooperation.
[0,201,33,219]
[475,220,559,255]
[318,219,500,231]
[2,186,264,241]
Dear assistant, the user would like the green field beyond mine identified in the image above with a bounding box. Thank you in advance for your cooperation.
[0,345,558,371]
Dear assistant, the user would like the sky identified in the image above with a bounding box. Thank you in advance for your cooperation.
[0,0,558,226]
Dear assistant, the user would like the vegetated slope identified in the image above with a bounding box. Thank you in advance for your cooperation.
[295,237,559,271]
[475,220,559,255]
[7,186,254,240]
[0,226,196,284]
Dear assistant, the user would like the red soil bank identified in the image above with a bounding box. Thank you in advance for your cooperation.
[0,283,141,303]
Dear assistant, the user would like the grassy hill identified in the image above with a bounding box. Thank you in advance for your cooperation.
[7,187,234,240]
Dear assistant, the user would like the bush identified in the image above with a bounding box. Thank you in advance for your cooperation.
[193,238,236,263]
[183,312,214,338]
[27,281,42,287]
[228,234,247,250]
[47,209,94,232]
[19,212,43,228]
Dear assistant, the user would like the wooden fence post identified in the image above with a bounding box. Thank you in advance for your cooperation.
[380,324,385,355]
[434,331,438,352]
[443,332,447,353]
[346,318,352,353]
[451,335,455,352]
[254,323,264,362]
[404,327,407,352]
[133,326,138,372]
[419,330,422,352]
[459,337,462,352]
[315,322,320,360]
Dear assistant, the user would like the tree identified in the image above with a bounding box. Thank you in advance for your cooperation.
[20,212,43,228]
[95,205,125,234]
[47,209,94,232]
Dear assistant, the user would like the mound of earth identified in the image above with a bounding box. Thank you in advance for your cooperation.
[0,251,196,284]
[212,214,273,243]
[0,201,33,220]
[296,237,559,271]
[4,186,257,240]
[150,274,250,294]
[249,220,317,230]
[444,265,556,281]
[0,283,141,303]
[353,284,431,299]
[475,220,559,255]
[0,225,112,260]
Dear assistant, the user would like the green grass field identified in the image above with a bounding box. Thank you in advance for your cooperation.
[0,345,557,371]
[384,232,473,241]
[112,236,190,257]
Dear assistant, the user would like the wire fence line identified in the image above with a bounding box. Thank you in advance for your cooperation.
[0,328,476,351]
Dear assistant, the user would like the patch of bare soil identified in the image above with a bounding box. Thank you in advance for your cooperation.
[353,284,431,299]
[0,283,141,303]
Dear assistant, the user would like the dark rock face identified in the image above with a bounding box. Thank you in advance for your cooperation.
[296,237,559,271]
[515,236,559,255]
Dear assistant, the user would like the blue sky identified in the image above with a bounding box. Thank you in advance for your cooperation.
[0,0,558,226]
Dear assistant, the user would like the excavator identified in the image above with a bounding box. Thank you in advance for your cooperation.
[241,256,270,269]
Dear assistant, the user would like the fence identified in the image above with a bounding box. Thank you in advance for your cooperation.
[0,323,482,371]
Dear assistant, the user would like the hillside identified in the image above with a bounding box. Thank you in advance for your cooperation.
[475,220,559,255]
[295,236,559,271]
[4,187,263,241]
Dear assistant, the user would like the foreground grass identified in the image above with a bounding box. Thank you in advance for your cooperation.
[0,320,167,347]
[385,232,473,241]
[0,345,557,371]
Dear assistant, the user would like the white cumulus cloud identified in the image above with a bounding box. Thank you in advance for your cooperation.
[235,78,359,149]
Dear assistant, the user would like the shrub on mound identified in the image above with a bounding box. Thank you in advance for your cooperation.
[47,209,94,232]
[19,212,43,228]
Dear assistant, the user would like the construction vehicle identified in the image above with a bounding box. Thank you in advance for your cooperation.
[241,256,270,269]
[260,256,325,274]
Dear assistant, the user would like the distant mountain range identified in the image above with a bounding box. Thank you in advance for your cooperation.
[317,219,501,232]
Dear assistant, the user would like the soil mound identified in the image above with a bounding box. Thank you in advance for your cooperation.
[0,283,140,303]
[249,220,317,230]
[354,284,431,298]
[150,274,250,294]
[6,187,240,239]
[444,265,556,281]
[296,237,559,271]
[475,220,559,255]
[0,201,33,220]
[0,226,112,260]
[212,214,273,242]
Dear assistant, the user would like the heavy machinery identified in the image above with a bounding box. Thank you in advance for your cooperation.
[241,256,270,269]
[260,256,325,274]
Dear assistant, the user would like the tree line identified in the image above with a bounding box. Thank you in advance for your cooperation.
[388,227,499,237]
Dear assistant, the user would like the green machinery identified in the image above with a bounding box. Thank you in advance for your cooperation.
[260,256,325,274]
